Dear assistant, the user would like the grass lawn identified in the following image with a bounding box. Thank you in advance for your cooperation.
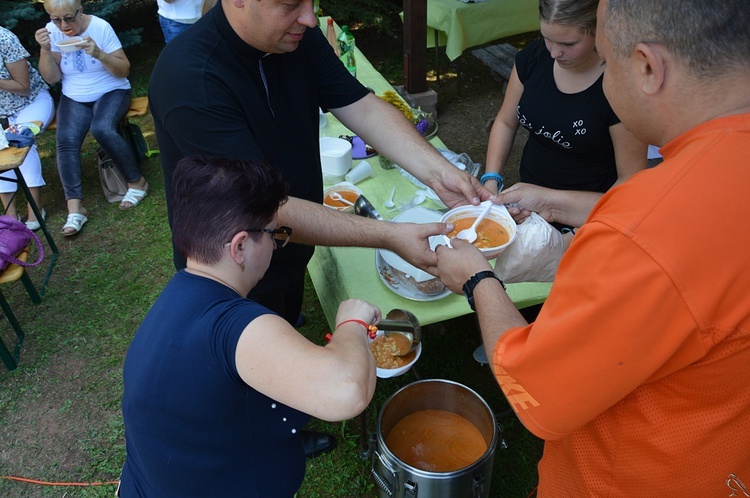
[0,30,543,497]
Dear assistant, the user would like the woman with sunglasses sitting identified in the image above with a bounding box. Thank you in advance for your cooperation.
[120,156,378,497]
[34,0,149,236]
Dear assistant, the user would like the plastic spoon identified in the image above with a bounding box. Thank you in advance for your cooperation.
[384,186,396,208]
[455,202,492,244]
[328,192,355,206]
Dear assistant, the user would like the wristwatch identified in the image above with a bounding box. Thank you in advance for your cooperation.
[462,270,506,311]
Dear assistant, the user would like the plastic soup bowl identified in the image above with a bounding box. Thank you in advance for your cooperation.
[440,202,517,258]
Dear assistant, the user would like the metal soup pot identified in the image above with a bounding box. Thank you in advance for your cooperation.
[373,379,498,498]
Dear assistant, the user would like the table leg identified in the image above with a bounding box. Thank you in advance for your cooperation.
[359,409,371,459]
[435,30,441,85]
[456,55,462,96]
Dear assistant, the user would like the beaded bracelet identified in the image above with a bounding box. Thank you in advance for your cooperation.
[335,319,378,339]
[480,172,504,190]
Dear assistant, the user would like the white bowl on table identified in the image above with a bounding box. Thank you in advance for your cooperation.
[55,37,85,52]
[320,137,352,183]
[440,201,517,258]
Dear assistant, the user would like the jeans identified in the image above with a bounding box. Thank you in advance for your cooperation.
[158,15,192,43]
[56,89,141,201]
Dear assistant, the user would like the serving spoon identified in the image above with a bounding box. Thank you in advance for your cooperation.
[377,309,422,356]
[328,192,355,206]
[455,202,492,244]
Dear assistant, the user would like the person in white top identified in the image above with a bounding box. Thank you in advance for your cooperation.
[35,0,149,236]
[157,0,203,43]
[0,26,55,230]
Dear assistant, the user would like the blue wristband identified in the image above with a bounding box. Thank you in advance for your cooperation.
[480,172,504,190]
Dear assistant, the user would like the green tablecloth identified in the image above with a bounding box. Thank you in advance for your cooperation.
[309,18,551,329]
[419,0,539,61]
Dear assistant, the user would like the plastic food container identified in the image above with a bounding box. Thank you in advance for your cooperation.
[323,182,363,213]
[440,202,517,258]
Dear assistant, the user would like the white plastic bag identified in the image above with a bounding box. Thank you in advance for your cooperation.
[493,212,564,283]
[397,148,481,188]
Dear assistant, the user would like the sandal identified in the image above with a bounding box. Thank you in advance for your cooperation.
[25,208,46,231]
[61,211,88,237]
[119,184,148,210]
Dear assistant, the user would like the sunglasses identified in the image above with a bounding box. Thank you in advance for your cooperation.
[50,9,80,26]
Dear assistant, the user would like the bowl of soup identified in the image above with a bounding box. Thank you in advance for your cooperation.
[323,182,362,213]
[440,202,517,258]
[55,37,84,52]
[369,330,422,378]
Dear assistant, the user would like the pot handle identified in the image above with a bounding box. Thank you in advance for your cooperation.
[471,473,486,498]
[371,449,396,497]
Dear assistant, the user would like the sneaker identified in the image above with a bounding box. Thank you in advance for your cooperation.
[473,345,489,365]
[25,208,46,231]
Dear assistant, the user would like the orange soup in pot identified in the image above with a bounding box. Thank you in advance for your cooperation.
[385,409,488,472]
[447,217,509,248]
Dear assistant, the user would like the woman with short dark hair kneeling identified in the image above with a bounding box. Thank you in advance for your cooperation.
[120,156,378,497]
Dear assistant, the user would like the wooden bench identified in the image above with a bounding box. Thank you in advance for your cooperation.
[45,96,149,131]
[471,43,519,94]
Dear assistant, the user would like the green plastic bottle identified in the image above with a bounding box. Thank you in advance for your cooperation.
[337,25,357,78]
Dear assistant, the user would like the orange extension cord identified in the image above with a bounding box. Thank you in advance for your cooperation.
[3,475,537,495]
[1,475,118,487]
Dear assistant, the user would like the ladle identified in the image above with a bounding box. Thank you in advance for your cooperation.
[455,202,492,244]
[377,309,422,356]
[328,192,355,206]
[353,195,383,220]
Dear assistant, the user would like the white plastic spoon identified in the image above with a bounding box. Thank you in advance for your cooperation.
[455,202,492,244]
[328,192,355,206]
[384,186,396,208]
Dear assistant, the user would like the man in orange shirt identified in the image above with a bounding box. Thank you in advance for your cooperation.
[435,0,750,495]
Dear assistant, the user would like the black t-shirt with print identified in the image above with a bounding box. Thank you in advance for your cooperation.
[516,39,620,192]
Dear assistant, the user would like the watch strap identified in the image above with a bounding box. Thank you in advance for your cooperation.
[463,270,506,311]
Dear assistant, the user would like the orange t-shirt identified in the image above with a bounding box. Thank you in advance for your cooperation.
[494,114,750,497]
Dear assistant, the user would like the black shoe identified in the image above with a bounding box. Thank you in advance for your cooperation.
[301,429,336,459]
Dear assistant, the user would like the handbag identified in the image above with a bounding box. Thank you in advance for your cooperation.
[0,214,44,272]
[97,147,129,203]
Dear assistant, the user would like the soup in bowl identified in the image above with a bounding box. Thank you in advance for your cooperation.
[323,182,362,213]
[440,202,517,258]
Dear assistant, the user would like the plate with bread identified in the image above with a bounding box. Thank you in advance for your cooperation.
[375,207,450,301]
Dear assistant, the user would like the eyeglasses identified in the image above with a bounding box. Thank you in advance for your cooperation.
[50,9,80,26]
[226,226,293,249]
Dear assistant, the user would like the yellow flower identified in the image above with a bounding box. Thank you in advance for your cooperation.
[379,90,414,122]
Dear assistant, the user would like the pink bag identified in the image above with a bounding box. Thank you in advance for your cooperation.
[0,214,44,272]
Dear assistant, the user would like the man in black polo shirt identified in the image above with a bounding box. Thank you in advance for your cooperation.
[149,0,489,458]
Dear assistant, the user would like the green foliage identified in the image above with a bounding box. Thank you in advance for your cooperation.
[2,0,144,51]
[322,0,403,33]
[0,0,42,31]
